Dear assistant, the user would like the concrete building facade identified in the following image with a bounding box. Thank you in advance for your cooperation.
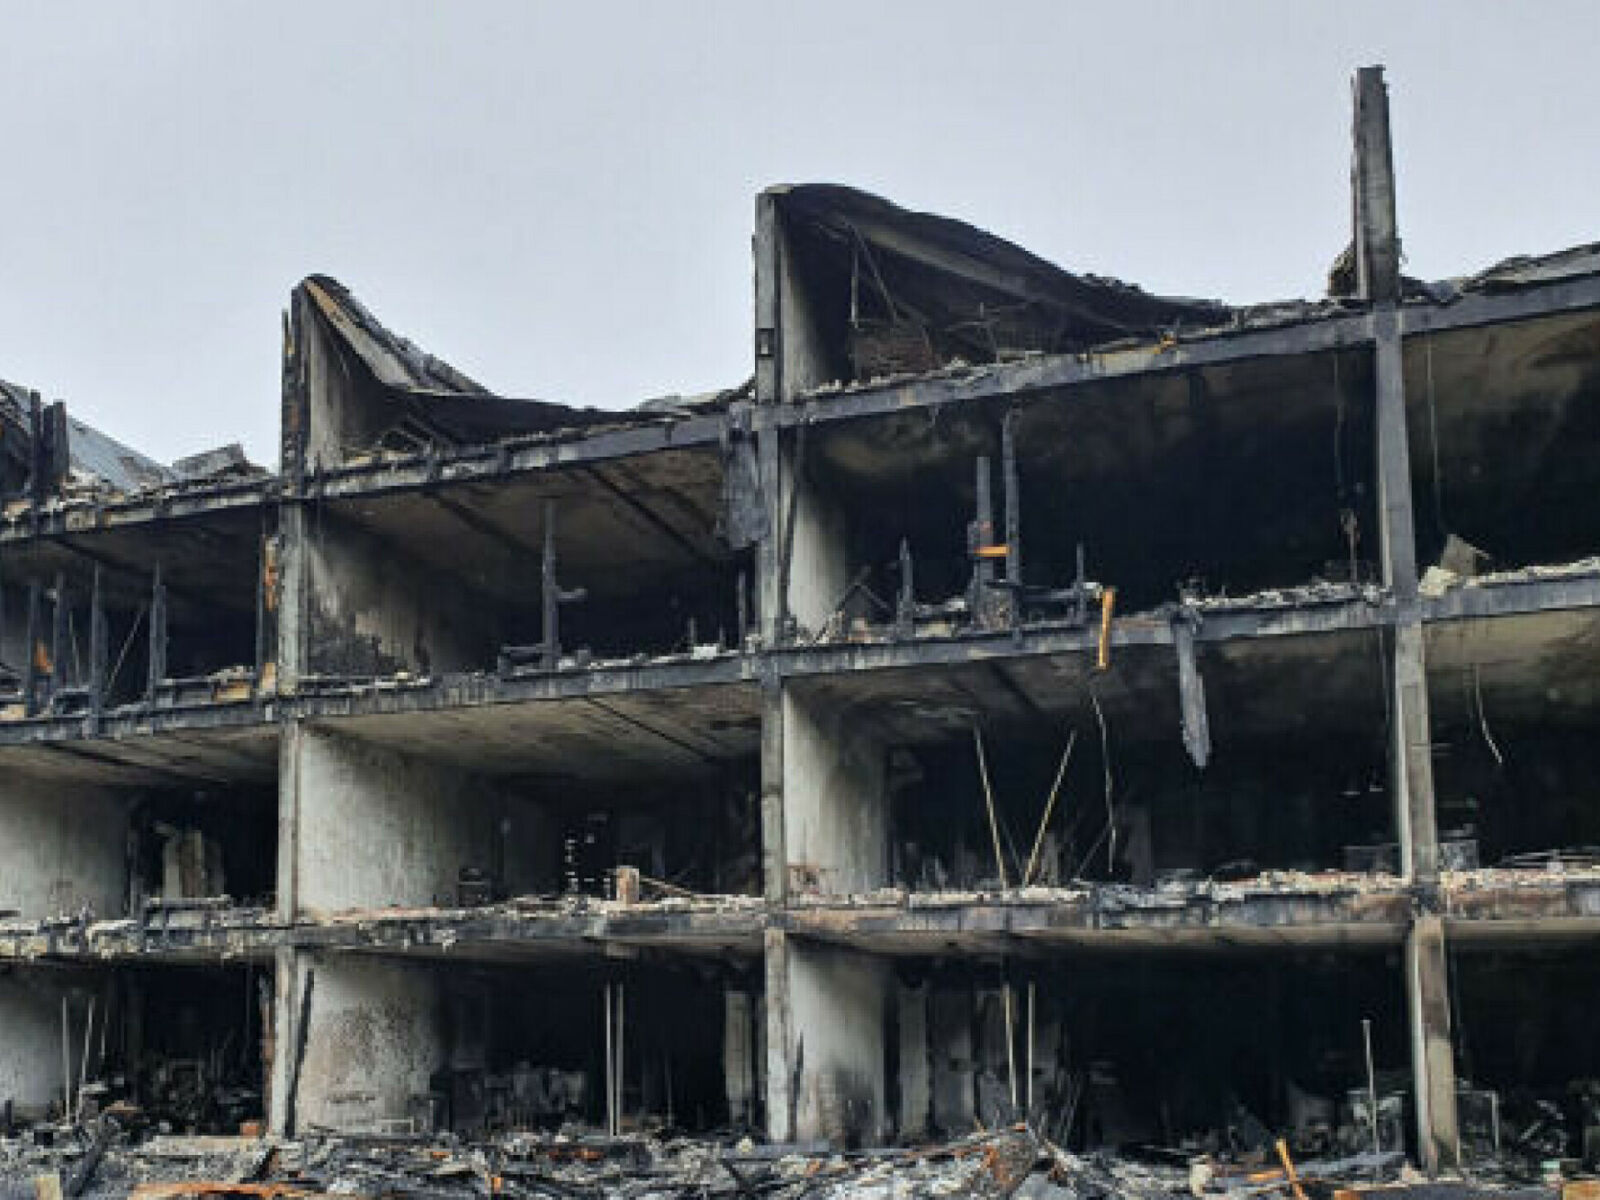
[3,69,1600,1173]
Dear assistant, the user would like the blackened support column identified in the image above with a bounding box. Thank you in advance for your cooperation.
[1353,63,1459,1174]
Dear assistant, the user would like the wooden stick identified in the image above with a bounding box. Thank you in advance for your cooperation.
[603,984,615,1136]
[973,724,1010,889]
[1024,731,1077,885]
[1275,1139,1308,1200]
[1096,587,1116,671]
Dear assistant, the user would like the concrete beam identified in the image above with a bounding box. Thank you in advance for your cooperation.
[782,881,1413,950]
[296,416,726,505]
[0,481,273,547]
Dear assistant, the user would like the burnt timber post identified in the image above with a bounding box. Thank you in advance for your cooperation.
[1353,64,1460,1173]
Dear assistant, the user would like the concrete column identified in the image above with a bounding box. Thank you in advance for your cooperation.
[276,721,304,922]
[1353,63,1459,1172]
[0,972,81,1120]
[764,928,795,1141]
[897,982,931,1139]
[724,989,757,1128]
[784,940,888,1146]
[782,687,887,897]
[760,677,787,905]
[754,193,783,645]
[276,502,309,695]
[1407,915,1460,1175]
[930,987,976,1133]
[754,187,892,1151]
[267,946,303,1136]
[781,460,854,641]
[754,187,845,646]
[0,779,127,919]
[288,953,443,1134]
[289,727,499,917]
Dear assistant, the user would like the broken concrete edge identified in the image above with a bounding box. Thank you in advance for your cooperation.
[0,477,275,544]
[6,871,1600,964]
[784,256,1600,417]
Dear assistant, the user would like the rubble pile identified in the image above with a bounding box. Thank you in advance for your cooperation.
[3,1124,1573,1200]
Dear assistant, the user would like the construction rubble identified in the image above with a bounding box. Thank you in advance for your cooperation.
[3,1123,1589,1200]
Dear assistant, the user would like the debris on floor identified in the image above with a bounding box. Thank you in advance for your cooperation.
[2,1122,1594,1200]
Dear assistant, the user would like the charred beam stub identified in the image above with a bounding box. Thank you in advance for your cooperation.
[87,565,106,732]
[498,501,588,675]
[49,570,67,703]
[22,578,40,716]
[147,563,168,703]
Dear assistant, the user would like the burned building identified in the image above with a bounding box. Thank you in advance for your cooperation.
[2,66,1600,1178]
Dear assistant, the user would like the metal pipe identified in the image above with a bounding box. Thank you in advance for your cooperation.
[78,996,95,1122]
[1003,983,1019,1115]
[603,983,615,1136]
[97,987,110,1080]
[616,983,626,1134]
[1363,1018,1381,1153]
[61,994,71,1121]
[1026,982,1036,1118]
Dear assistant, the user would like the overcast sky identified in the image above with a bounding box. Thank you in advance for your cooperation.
[1,2,1596,466]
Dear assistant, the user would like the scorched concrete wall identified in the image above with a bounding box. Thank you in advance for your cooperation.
[290,727,498,916]
[0,779,127,919]
[293,953,442,1133]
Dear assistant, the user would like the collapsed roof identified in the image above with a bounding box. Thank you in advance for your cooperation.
[769,183,1237,382]
[295,276,705,455]
[0,379,174,499]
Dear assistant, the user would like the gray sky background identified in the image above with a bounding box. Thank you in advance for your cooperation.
[1,2,1596,467]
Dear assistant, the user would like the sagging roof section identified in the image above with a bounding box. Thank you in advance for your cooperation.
[291,276,740,470]
[770,183,1236,385]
